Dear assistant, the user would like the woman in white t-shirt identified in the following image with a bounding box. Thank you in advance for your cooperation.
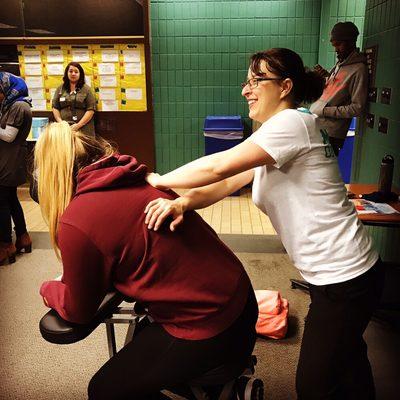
[144,48,384,400]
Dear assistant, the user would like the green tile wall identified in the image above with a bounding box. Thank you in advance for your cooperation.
[352,0,400,261]
[150,0,322,173]
[318,0,366,68]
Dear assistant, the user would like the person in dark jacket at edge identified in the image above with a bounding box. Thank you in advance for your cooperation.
[310,21,368,156]
[35,121,258,400]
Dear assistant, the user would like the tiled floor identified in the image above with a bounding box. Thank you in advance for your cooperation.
[18,186,276,235]
[195,189,276,234]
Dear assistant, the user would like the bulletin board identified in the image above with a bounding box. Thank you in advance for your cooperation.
[17,43,147,112]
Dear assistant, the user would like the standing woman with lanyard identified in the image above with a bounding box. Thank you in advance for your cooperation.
[0,72,32,265]
[52,62,96,136]
[144,48,384,399]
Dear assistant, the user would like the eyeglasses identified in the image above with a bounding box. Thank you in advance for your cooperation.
[241,77,283,89]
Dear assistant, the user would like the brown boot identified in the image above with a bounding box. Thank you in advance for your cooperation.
[15,232,32,253]
[0,242,17,266]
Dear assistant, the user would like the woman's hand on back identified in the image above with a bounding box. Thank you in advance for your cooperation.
[144,198,186,231]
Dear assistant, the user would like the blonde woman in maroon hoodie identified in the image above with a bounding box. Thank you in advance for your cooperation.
[35,121,258,400]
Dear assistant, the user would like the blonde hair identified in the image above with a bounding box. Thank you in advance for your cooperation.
[34,121,114,256]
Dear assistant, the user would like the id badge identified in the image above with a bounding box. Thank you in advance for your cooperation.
[60,97,66,102]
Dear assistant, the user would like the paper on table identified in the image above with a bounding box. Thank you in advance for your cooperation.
[99,75,117,87]
[101,49,119,62]
[123,50,140,62]
[351,199,399,214]
[25,76,44,88]
[47,64,64,75]
[23,51,41,63]
[72,49,90,62]
[98,63,116,75]
[99,88,116,100]
[101,100,119,111]
[125,88,142,100]
[47,50,64,63]
[25,63,42,76]
[125,62,141,75]
[29,88,45,100]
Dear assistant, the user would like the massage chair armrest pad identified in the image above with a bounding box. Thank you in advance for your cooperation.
[39,291,125,344]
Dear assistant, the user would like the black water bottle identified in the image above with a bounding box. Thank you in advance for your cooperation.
[378,154,394,196]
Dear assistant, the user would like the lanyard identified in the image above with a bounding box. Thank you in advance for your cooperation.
[70,90,78,121]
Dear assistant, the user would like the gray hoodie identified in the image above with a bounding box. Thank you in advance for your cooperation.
[310,49,368,139]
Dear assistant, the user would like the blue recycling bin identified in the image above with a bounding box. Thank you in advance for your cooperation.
[204,116,244,195]
[338,118,356,183]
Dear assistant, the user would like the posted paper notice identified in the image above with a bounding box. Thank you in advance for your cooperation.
[99,75,117,87]
[98,63,116,75]
[25,64,42,76]
[25,76,44,88]
[72,49,90,62]
[47,64,64,75]
[29,88,45,100]
[125,88,142,100]
[125,62,142,75]
[101,50,119,62]
[23,51,41,63]
[123,50,140,63]
[101,100,119,111]
[99,88,116,100]
[47,50,64,63]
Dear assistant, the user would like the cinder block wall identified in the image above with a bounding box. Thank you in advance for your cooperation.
[150,0,322,173]
[318,0,366,68]
[352,0,400,261]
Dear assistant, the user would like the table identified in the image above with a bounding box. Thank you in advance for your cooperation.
[290,183,400,291]
[347,183,400,227]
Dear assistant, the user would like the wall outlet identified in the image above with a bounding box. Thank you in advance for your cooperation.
[368,87,377,102]
[380,87,391,104]
[366,113,375,128]
[378,117,388,134]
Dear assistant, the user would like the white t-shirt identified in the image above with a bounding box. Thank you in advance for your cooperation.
[248,108,378,285]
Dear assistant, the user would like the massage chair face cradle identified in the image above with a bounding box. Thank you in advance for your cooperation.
[40,292,264,400]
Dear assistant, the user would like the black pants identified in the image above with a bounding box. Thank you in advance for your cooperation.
[296,259,385,400]
[88,289,258,400]
[0,185,27,243]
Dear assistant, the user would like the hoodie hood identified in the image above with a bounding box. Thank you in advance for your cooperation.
[0,71,32,115]
[337,49,366,67]
[75,153,147,196]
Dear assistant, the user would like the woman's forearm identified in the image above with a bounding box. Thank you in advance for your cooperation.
[76,110,94,129]
[158,152,228,189]
[144,170,254,231]
[180,170,254,211]
[52,108,63,122]
[152,139,272,190]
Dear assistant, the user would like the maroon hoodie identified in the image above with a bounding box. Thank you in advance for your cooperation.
[40,154,251,340]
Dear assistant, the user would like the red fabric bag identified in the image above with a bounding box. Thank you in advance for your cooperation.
[255,290,289,339]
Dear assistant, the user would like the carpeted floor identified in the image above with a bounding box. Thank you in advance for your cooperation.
[0,232,399,399]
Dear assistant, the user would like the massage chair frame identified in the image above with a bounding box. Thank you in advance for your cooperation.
[40,291,264,400]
